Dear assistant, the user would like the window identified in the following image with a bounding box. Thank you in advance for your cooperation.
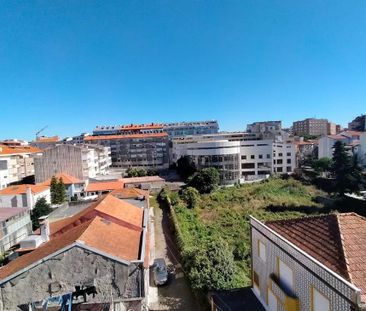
[251,155,255,159]
[277,159,283,164]
[278,259,293,290]
[267,288,278,311]
[287,159,291,164]
[287,152,291,156]
[258,240,266,262]
[241,155,247,160]
[278,153,283,157]
[277,167,283,173]
[267,154,271,159]
[242,163,255,169]
[287,166,292,172]
[259,154,263,159]
[311,287,330,311]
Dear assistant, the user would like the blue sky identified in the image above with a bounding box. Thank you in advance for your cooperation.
[0,1,365,140]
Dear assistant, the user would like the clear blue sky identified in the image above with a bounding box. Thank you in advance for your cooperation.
[0,1,365,140]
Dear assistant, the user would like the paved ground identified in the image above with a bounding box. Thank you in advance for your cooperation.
[149,204,201,311]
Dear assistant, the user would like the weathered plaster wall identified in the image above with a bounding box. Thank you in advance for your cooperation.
[0,246,143,311]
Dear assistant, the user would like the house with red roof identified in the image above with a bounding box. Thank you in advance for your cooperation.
[246,213,366,311]
[0,193,150,310]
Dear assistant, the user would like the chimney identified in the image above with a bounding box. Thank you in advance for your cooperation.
[39,215,50,242]
[26,186,34,209]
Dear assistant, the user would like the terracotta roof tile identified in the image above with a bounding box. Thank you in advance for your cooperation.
[0,184,49,195]
[39,172,83,186]
[0,145,41,156]
[85,180,123,192]
[111,188,149,199]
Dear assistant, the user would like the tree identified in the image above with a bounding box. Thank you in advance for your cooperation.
[126,167,148,177]
[31,197,52,230]
[330,141,365,195]
[183,237,235,291]
[50,175,58,204]
[188,167,220,194]
[176,156,197,180]
[50,176,67,204]
[180,187,200,209]
[312,157,333,177]
[147,168,158,176]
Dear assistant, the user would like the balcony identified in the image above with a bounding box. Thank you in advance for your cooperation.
[268,273,299,311]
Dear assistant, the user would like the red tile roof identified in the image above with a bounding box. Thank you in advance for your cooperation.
[0,184,49,195]
[39,172,83,186]
[0,193,145,281]
[121,176,164,184]
[85,180,124,192]
[111,188,149,199]
[267,213,366,303]
[84,133,168,141]
[0,145,42,156]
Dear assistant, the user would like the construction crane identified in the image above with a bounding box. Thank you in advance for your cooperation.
[35,125,48,140]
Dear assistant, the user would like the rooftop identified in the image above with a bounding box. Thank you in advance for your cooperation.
[0,184,49,195]
[121,175,164,184]
[0,208,29,222]
[34,136,60,142]
[0,193,145,281]
[85,180,124,192]
[39,172,83,186]
[84,132,168,141]
[0,145,41,156]
[266,213,366,303]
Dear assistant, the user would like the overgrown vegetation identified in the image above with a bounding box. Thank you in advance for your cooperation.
[187,167,220,194]
[125,167,158,177]
[158,178,327,292]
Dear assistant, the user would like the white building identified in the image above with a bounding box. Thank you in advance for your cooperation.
[34,144,111,183]
[0,184,51,209]
[172,133,297,184]
[0,145,42,190]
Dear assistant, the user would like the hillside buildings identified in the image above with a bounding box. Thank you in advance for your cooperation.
[292,118,330,136]
[250,213,366,311]
[349,115,366,132]
[34,144,111,183]
[86,124,169,170]
[0,145,42,190]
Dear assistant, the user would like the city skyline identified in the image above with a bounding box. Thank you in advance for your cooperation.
[1,1,366,139]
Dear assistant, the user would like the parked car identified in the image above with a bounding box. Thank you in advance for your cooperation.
[153,258,168,286]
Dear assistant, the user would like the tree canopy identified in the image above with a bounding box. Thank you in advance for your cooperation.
[176,156,197,180]
[50,176,67,204]
[188,167,220,194]
[31,197,52,230]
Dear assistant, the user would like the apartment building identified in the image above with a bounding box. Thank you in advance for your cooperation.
[63,133,90,144]
[34,144,111,183]
[292,118,330,136]
[30,136,60,149]
[246,121,282,139]
[162,120,219,138]
[0,145,42,190]
[87,124,169,170]
[250,213,366,311]
[349,114,366,132]
[172,133,297,184]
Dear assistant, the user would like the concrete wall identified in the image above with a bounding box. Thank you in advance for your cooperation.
[0,246,143,310]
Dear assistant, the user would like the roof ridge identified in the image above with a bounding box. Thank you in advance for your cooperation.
[334,214,351,281]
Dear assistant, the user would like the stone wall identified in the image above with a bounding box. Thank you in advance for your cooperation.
[0,246,143,311]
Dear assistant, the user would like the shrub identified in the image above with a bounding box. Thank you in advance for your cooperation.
[180,187,200,209]
[188,167,220,194]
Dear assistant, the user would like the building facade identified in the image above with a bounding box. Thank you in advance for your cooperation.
[292,118,329,136]
[172,133,297,184]
[162,120,219,138]
[0,145,42,190]
[250,213,366,311]
[246,121,282,139]
[87,124,169,170]
[34,144,111,183]
[0,208,32,255]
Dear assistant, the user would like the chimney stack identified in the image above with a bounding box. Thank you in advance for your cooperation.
[39,215,50,242]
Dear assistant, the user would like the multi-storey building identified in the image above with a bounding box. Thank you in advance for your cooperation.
[63,133,90,144]
[250,213,366,311]
[162,120,219,138]
[172,133,297,184]
[34,144,111,183]
[87,124,169,170]
[0,145,42,190]
[30,136,60,149]
[349,114,366,132]
[246,121,282,139]
[292,118,330,136]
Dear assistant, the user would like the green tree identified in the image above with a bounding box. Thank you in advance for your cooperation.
[176,156,197,180]
[188,167,220,194]
[56,177,67,203]
[312,157,333,177]
[126,167,148,177]
[180,187,200,209]
[183,237,235,291]
[50,175,58,204]
[31,197,52,230]
[331,141,365,195]
[147,168,158,176]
